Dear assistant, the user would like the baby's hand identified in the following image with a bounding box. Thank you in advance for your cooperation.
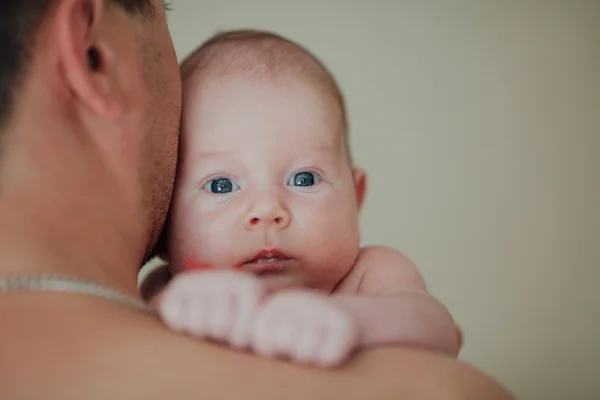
[250,290,360,367]
[156,270,267,348]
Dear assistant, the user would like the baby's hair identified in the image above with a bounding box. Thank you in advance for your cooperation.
[179,29,353,163]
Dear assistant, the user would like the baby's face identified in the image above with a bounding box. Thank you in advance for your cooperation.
[169,74,365,291]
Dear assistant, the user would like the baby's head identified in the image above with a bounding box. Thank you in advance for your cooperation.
[166,30,366,291]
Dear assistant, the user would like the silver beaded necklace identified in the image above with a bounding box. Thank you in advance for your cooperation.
[0,274,156,314]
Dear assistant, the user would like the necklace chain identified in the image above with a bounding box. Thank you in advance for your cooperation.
[0,274,156,314]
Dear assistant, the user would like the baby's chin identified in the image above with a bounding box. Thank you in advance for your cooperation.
[170,252,352,293]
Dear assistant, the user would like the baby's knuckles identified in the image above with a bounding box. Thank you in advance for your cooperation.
[251,290,360,365]
[157,270,268,337]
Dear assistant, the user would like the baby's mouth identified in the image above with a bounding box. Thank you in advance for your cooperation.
[241,250,293,275]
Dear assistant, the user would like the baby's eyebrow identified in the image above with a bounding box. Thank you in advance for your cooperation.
[184,152,229,175]
[191,147,338,165]
[192,150,236,161]
[195,151,228,157]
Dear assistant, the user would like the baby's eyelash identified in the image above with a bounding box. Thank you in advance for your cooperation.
[164,1,173,11]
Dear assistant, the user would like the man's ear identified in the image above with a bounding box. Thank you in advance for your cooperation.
[353,167,367,211]
[55,0,124,118]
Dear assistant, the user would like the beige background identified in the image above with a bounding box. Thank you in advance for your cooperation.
[153,1,600,398]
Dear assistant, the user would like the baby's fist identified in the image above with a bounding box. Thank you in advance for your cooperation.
[250,290,360,367]
[157,270,267,348]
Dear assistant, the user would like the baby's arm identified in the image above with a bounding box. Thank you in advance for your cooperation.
[332,246,462,357]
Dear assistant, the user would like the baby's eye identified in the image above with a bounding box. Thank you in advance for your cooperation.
[288,171,321,187]
[203,177,240,194]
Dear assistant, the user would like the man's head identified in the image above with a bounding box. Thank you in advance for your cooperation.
[0,0,181,268]
[167,30,367,291]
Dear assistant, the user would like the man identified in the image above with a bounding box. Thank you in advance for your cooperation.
[0,1,514,398]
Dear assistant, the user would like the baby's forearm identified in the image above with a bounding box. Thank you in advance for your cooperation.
[331,292,461,357]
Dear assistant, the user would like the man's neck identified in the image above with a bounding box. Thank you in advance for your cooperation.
[0,213,142,298]
[0,119,146,298]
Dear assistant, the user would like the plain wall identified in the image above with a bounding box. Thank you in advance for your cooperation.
[160,1,600,398]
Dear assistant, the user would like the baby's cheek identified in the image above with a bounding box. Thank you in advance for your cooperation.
[169,215,211,268]
[178,214,243,268]
[309,200,360,247]
[313,221,360,262]
[183,258,213,271]
[299,204,361,286]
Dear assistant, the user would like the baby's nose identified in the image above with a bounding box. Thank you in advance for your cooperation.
[245,202,291,231]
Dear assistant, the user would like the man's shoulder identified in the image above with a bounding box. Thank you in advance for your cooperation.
[0,294,174,399]
[0,293,515,400]
[0,295,324,399]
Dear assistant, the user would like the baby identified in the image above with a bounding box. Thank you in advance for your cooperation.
[144,29,462,367]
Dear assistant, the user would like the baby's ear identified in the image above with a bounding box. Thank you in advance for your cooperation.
[352,167,367,211]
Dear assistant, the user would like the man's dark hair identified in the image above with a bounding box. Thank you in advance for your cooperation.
[0,0,154,130]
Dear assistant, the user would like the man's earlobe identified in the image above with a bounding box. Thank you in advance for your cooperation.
[353,168,367,211]
[55,0,124,118]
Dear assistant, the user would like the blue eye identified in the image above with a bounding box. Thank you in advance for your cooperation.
[203,177,240,194]
[288,171,321,187]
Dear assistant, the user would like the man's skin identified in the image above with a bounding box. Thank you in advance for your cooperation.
[0,0,515,398]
